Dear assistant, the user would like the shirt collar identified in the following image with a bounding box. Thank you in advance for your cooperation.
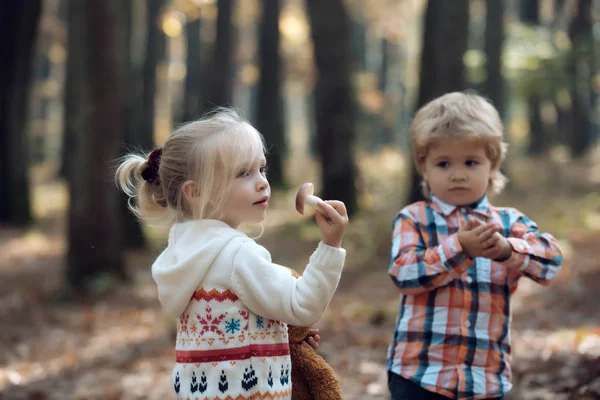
[429,194,491,218]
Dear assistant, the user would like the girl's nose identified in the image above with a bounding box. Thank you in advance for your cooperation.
[257,174,269,191]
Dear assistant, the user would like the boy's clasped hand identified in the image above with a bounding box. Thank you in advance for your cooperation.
[457,218,513,262]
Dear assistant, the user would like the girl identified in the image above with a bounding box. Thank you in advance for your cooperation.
[116,109,348,399]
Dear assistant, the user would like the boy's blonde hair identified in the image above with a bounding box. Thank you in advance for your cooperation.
[116,108,266,229]
[410,92,508,198]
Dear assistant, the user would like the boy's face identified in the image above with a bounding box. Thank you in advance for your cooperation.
[422,139,494,206]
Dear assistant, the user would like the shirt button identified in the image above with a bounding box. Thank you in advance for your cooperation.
[466,276,473,284]
[465,320,471,328]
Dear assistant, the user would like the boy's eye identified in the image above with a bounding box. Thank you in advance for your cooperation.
[466,160,479,167]
[436,161,449,168]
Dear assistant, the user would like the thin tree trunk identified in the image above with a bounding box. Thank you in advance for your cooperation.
[568,0,593,157]
[0,1,41,226]
[183,15,202,122]
[204,0,235,111]
[306,0,358,215]
[257,0,285,187]
[484,0,505,119]
[120,0,146,249]
[138,0,163,152]
[526,93,547,154]
[407,0,470,205]
[66,0,125,288]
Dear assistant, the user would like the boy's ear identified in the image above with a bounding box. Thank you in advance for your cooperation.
[182,180,199,203]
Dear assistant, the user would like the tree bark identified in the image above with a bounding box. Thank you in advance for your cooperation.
[407,0,470,205]
[257,0,286,187]
[120,0,146,249]
[484,0,505,119]
[204,0,235,111]
[305,0,358,215]
[138,0,163,152]
[568,0,593,157]
[519,0,540,24]
[183,15,202,122]
[66,0,125,288]
[0,1,41,226]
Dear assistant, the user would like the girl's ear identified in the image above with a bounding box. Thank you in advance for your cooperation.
[182,180,199,204]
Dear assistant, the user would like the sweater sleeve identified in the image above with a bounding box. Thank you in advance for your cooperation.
[231,240,345,327]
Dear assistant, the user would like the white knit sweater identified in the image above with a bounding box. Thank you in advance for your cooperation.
[151,219,346,400]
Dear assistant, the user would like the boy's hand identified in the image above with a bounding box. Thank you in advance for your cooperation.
[481,232,513,262]
[315,200,349,248]
[457,219,501,258]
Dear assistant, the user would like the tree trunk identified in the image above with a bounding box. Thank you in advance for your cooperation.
[66,0,125,288]
[257,0,285,187]
[204,0,235,111]
[407,0,470,205]
[526,93,547,154]
[0,1,41,226]
[120,0,146,249]
[519,0,540,24]
[484,0,505,119]
[568,0,593,157]
[138,0,163,152]
[183,15,202,122]
[305,0,358,215]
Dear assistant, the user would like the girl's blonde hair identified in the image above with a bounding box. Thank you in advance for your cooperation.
[116,108,266,229]
[410,92,509,197]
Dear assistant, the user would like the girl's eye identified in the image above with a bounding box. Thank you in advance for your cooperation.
[260,165,268,175]
[237,170,249,178]
[466,160,479,167]
[437,161,449,168]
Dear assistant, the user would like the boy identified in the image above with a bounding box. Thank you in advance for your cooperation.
[387,92,563,399]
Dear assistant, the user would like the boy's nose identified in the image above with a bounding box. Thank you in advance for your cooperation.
[451,172,467,181]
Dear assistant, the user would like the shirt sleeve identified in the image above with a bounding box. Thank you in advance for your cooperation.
[388,210,474,295]
[231,240,345,327]
[499,211,563,285]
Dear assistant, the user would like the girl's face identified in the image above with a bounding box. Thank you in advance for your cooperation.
[219,156,270,228]
[422,139,494,206]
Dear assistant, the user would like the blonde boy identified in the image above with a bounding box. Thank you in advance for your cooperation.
[386,92,563,400]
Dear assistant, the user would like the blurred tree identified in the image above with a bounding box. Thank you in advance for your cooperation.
[0,1,41,226]
[203,0,235,111]
[407,0,470,205]
[520,0,549,156]
[138,0,164,152]
[183,13,202,122]
[306,0,358,215]
[119,0,151,249]
[256,0,285,187]
[567,0,594,157]
[484,0,505,119]
[519,0,540,24]
[65,0,125,288]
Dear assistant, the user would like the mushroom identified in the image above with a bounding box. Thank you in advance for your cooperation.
[295,182,323,215]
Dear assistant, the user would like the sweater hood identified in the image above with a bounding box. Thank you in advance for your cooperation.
[151,219,247,317]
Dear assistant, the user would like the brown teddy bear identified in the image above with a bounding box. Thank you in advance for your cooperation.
[287,269,343,400]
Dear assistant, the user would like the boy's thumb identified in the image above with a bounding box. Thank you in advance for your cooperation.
[461,220,471,231]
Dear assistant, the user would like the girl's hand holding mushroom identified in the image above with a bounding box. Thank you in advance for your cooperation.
[295,183,349,248]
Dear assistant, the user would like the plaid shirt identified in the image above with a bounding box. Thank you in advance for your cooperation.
[386,195,563,400]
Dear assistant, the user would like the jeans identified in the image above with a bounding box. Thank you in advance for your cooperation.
[388,372,504,400]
